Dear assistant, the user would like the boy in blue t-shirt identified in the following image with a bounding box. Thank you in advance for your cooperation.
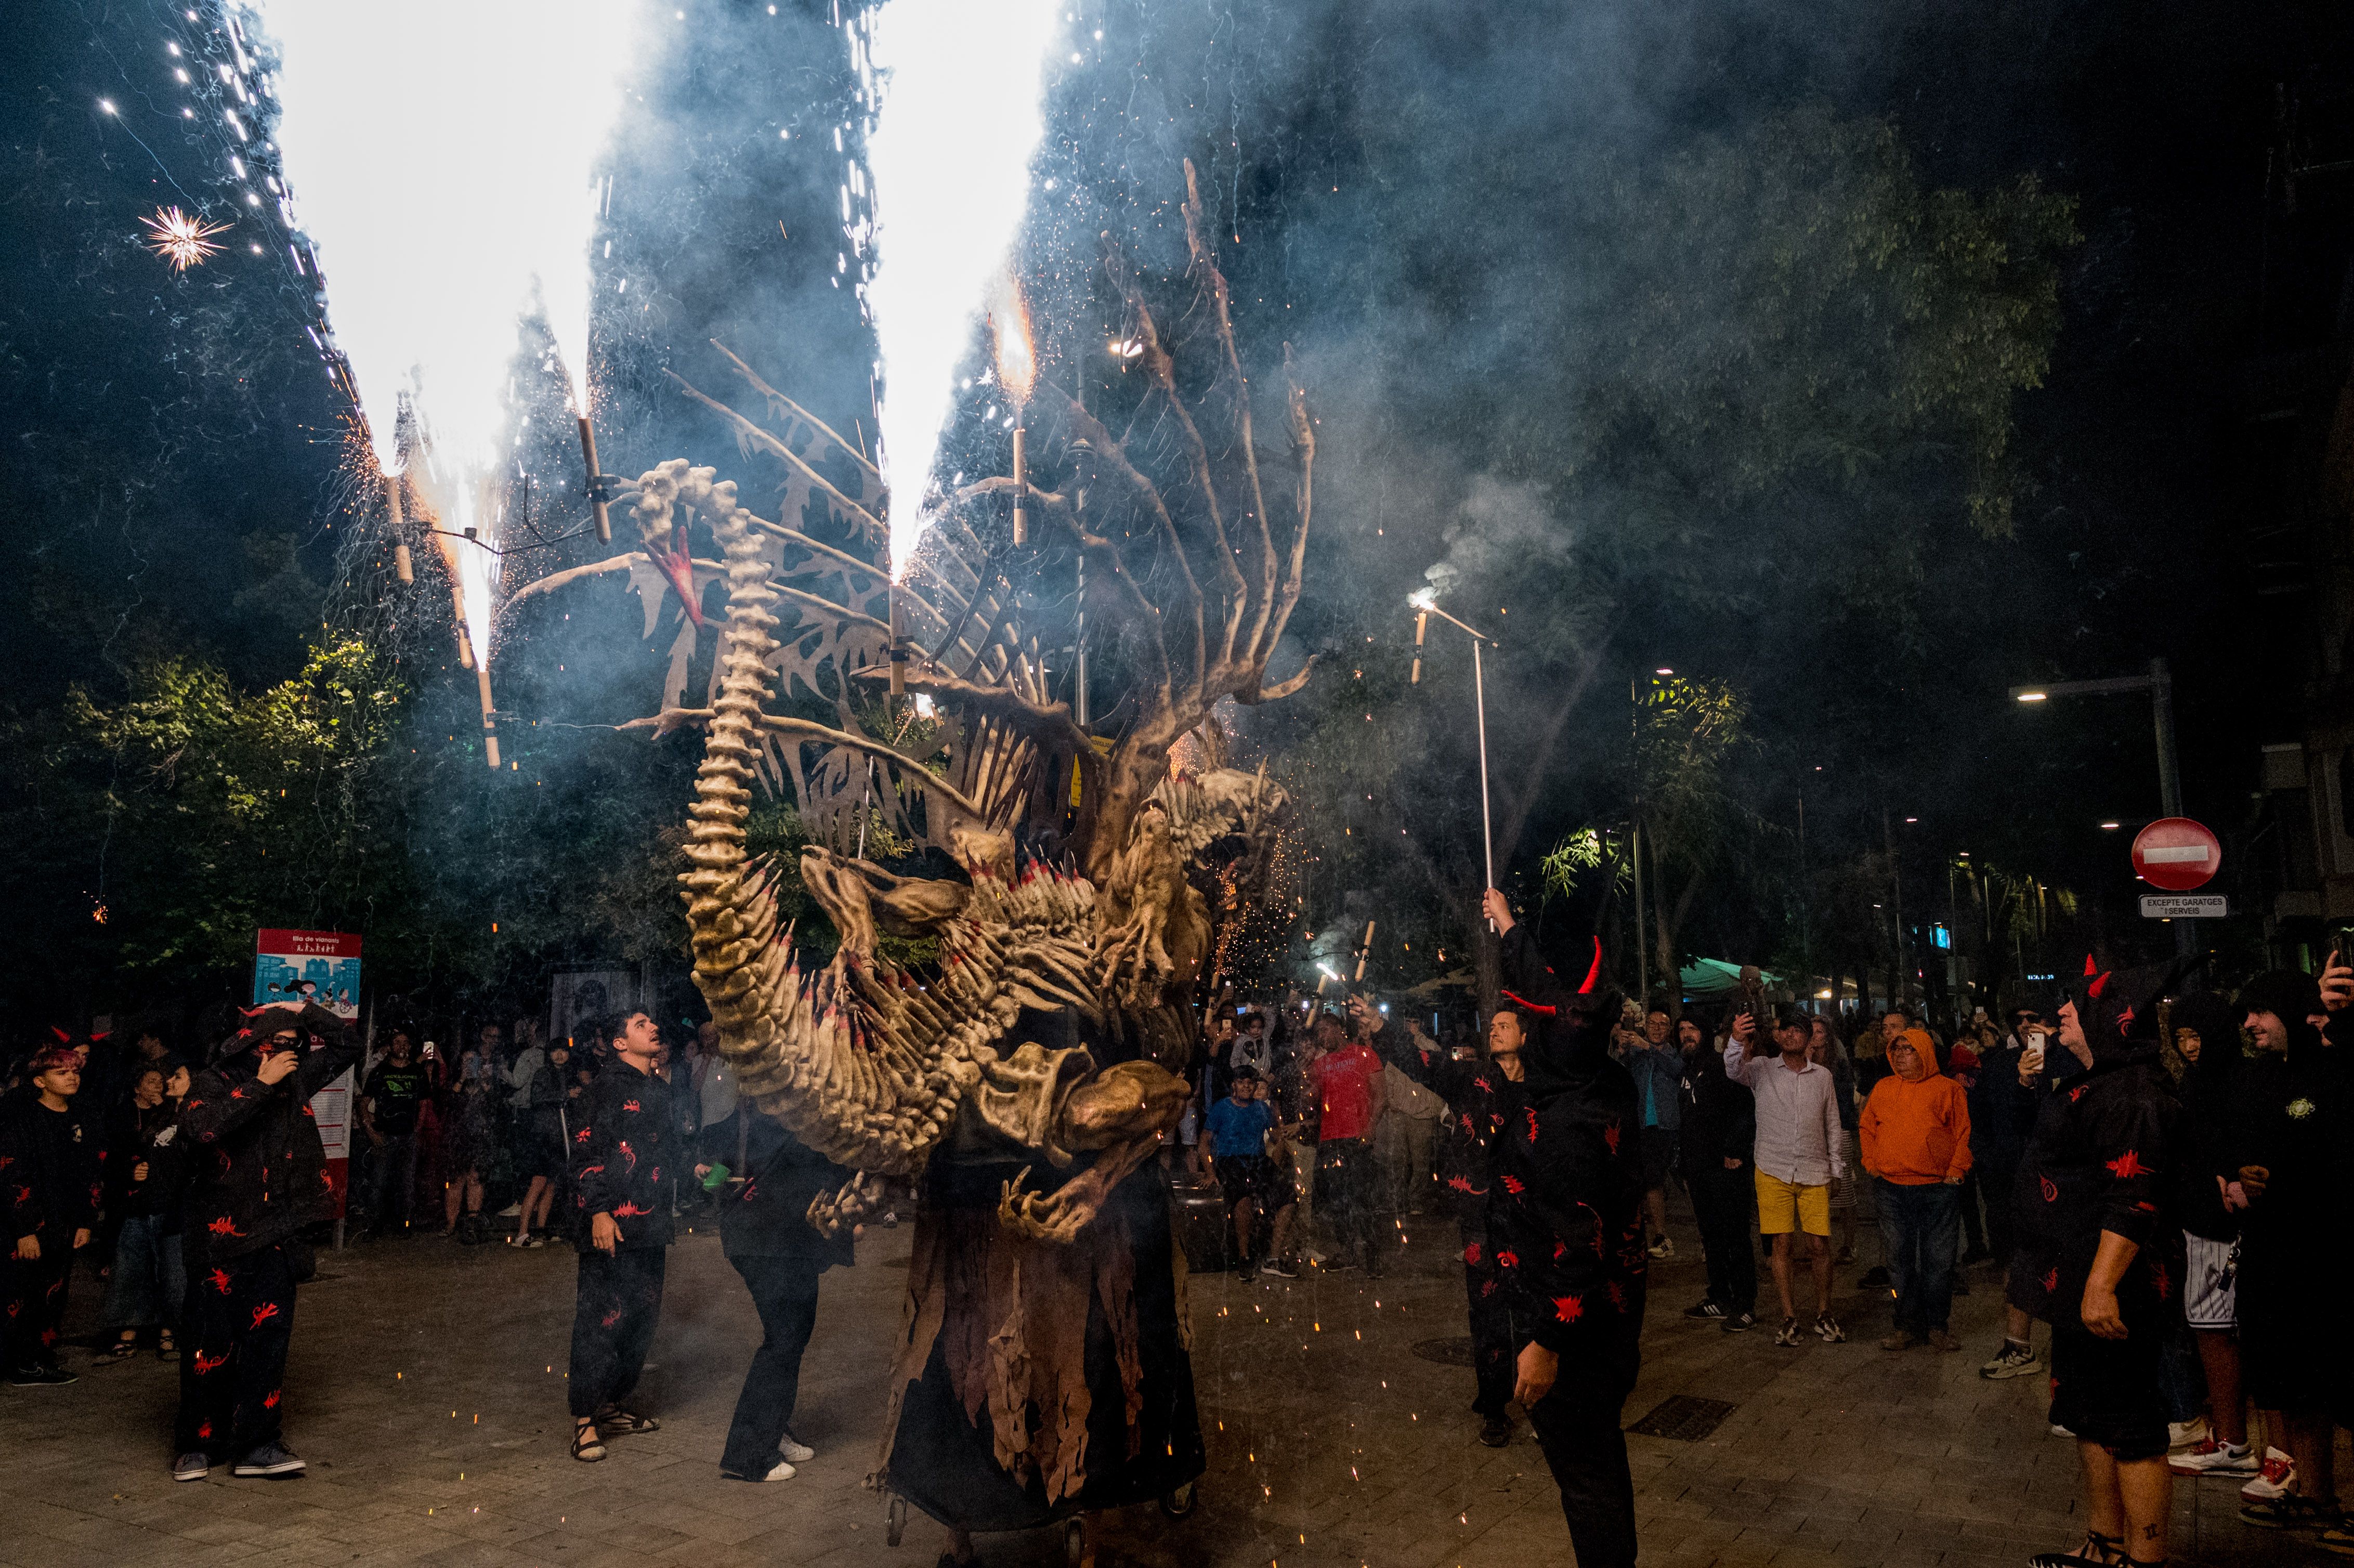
[1204,1070,1293,1280]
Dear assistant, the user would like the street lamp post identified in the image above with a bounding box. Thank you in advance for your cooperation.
[2009,657,2194,960]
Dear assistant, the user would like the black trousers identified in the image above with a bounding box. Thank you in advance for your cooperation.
[176,1244,296,1458]
[568,1247,667,1418]
[1522,1328,1641,1568]
[1957,1169,1988,1256]
[722,1251,825,1472]
[1692,1160,1757,1316]
[1979,1152,2021,1259]
[1316,1140,1383,1265]
[1460,1226,1515,1417]
[4,1247,73,1370]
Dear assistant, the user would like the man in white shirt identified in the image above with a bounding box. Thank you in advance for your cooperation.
[1724,1006,1846,1347]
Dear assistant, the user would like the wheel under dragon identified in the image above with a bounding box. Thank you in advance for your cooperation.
[504,162,1312,1530]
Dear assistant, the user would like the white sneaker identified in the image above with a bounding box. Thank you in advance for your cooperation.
[722,1457,796,1482]
[2168,1417,2211,1452]
[2240,1447,2297,1501]
[779,1433,815,1464]
[2168,1439,2258,1477]
[498,1203,524,1218]
[2050,1423,2075,1438]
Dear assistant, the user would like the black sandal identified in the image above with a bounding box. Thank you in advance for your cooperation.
[571,1424,606,1462]
[596,1406,660,1436]
[2028,1532,2124,1568]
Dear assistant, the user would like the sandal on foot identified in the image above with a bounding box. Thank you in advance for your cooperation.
[596,1406,660,1435]
[571,1425,607,1462]
[97,1338,139,1363]
[2028,1531,2124,1567]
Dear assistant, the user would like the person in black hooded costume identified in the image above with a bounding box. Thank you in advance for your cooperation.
[2228,962,2354,1532]
[2018,961,2181,1568]
[173,1001,362,1483]
[1459,887,1649,1568]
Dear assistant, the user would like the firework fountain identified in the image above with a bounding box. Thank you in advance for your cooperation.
[253,0,635,768]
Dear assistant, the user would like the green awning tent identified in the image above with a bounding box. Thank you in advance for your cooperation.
[1677,958,1781,999]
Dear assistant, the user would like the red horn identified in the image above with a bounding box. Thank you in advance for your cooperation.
[1578,935,1603,995]
[2083,955,2098,977]
[2087,971,2111,999]
[50,1026,72,1042]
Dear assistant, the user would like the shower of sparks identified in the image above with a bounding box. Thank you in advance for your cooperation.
[252,0,636,664]
[989,267,1037,407]
[862,0,1064,574]
[141,206,229,270]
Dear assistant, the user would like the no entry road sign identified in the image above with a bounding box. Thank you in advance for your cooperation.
[2131,817,2221,893]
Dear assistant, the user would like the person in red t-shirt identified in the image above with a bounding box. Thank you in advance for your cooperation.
[1308,1012,1388,1275]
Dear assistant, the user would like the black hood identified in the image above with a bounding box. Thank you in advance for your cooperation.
[1498,919,1623,1097]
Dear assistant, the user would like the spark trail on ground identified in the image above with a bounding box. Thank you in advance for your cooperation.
[252,0,635,660]
[861,0,1064,574]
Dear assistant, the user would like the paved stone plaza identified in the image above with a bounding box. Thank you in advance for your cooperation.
[6,1197,2337,1568]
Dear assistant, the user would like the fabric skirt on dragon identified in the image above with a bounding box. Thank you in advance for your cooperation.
[874,1156,1205,1533]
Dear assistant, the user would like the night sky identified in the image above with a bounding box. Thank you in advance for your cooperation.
[5,0,2350,1014]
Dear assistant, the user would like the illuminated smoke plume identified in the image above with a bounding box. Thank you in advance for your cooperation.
[860,0,1063,574]
[252,0,636,658]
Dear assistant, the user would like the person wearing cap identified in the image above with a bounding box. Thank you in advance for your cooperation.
[2017,968,2180,1568]
[1,1044,100,1386]
[2225,963,2354,1534]
[1724,1005,1846,1347]
[2163,991,2259,1478]
[1859,1029,1972,1351]
[171,1001,362,1481]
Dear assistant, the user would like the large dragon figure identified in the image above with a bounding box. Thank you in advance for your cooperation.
[496,162,1312,1523]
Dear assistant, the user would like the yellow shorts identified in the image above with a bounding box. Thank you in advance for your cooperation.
[1755,1170,1831,1236]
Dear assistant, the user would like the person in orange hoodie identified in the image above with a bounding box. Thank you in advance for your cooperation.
[1860,1030,1972,1352]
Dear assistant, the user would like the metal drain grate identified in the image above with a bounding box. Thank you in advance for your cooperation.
[1625,1395,1736,1441]
[1410,1336,1477,1367]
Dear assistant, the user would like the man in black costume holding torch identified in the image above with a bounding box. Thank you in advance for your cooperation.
[1388,889,1648,1566]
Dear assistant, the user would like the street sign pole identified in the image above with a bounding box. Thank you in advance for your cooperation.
[2148,658,2194,960]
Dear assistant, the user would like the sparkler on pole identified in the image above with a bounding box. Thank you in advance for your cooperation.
[1409,589,1498,914]
[577,414,613,544]
[888,586,907,698]
[1353,919,1376,982]
[386,470,413,584]
[991,274,1037,546]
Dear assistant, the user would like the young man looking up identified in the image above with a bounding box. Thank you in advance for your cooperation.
[174,1003,363,1480]
[1859,1034,1972,1351]
[1204,1069,1279,1281]
[1724,1007,1845,1346]
[1621,1007,1682,1260]
[566,1011,676,1462]
[2,1046,99,1385]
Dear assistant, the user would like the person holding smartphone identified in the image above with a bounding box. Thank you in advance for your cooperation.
[2014,970,2180,1568]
